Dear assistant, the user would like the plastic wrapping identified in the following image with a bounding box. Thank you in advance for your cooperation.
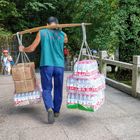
[14,80,42,107]
[66,59,105,112]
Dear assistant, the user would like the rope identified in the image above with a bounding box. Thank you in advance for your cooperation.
[16,32,36,92]
[23,52,30,62]
[77,23,92,62]
[16,32,22,46]
[15,32,29,92]
[15,33,30,64]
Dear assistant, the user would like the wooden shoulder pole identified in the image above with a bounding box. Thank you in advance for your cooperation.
[13,23,92,36]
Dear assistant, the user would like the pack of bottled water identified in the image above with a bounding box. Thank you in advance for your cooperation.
[74,60,98,76]
[14,89,42,107]
[67,73,105,93]
[66,59,105,112]
[67,90,105,111]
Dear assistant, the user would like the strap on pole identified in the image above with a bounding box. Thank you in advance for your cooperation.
[15,33,30,64]
[77,23,92,62]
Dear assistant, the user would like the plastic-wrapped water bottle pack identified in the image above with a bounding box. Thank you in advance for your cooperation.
[67,74,105,93]
[14,81,42,107]
[66,59,106,112]
[67,91,105,112]
[14,89,42,107]
[74,60,98,76]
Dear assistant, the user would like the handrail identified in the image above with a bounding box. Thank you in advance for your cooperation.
[103,59,133,70]
[84,54,134,70]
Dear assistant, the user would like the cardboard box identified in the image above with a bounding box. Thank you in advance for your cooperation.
[17,62,35,69]
[12,62,35,81]
[14,78,36,93]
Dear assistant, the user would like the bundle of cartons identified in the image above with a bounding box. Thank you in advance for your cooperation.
[12,62,36,93]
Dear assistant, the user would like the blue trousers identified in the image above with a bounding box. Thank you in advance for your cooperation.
[40,66,64,113]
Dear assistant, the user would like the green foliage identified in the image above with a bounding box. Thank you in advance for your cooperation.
[0,28,12,37]
[0,0,140,63]
[0,0,56,32]
[116,0,140,62]
[0,0,20,21]
[72,0,140,62]
[73,0,120,53]
[0,28,12,49]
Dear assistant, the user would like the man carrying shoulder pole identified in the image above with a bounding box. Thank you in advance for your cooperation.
[19,17,68,124]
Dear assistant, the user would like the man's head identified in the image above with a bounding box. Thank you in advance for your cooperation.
[3,50,9,57]
[47,17,59,26]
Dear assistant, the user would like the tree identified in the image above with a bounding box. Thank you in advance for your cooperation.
[116,0,140,62]
[0,0,140,63]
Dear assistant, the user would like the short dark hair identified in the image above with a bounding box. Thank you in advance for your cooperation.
[47,17,59,24]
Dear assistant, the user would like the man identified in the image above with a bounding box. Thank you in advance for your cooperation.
[19,17,68,124]
[1,50,13,75]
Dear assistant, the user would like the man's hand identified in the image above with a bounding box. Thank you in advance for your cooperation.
[19,45,25,52]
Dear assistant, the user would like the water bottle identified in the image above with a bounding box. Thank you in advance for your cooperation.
[79,80,82,91]
[92,62,95,71]
[75,93,78,104]
[73,93,76,104]
[29,92,33,100]
[67,93,71,104]
[27,92,30,100]
[70,93,73,104]
[36,91,40,99]
[83,94,87,105]
[32,91,36,100]
[79,94,83,104]
[70,78,73,88]
[79,79,82,92]
[86,81,90,92]
[91,95,96,106]
[73,78,76,90]
[84,79,88,92]
[96,77,100,89]
[80,94,83,105]
[22,93,25,101]
[18,94,21,102]
[87,95,90,105]
[77,79,79,91]
[90,63,93,73]
[82,63,86,74]
[14,94,18,103]
[37,91,40,99]
[78,64,82,74]
[25,93,28,101]
[81,79,85,94]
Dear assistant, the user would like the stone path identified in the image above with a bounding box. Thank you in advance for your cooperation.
[0,73,140,140]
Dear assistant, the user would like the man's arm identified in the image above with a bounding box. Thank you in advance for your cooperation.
[64,33,68,43]
[19,32,40,52]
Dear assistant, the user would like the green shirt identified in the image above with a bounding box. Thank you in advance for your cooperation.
[40,29,65,67]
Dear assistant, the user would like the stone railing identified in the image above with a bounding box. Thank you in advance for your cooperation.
[90,51,140,97]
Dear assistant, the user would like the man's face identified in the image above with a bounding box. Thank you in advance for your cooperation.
[3,52,8,57]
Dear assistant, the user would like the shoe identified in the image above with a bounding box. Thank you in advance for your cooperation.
[48,108,55,124]
[54,112,60,118]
